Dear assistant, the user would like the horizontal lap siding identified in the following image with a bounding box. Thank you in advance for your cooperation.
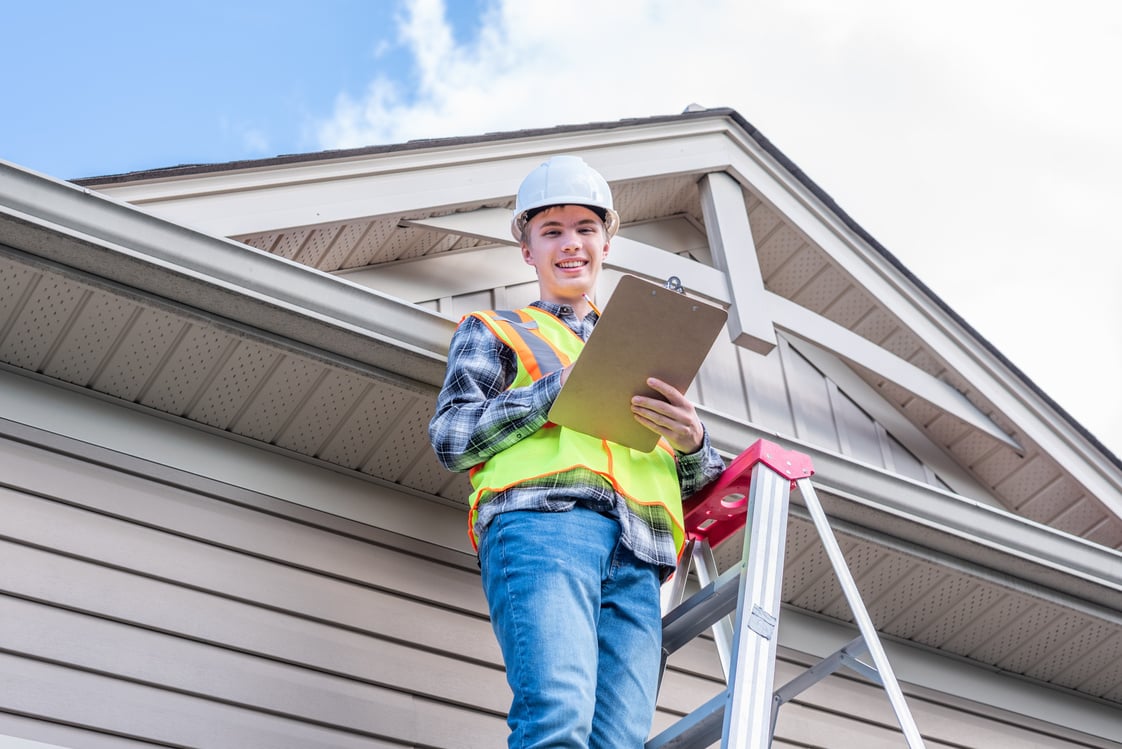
[0,432,1111,748]
[0,711,163,749]
[0,435,508,748]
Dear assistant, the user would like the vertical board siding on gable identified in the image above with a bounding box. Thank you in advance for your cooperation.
[777,335,842,452]
[692,327,750,420]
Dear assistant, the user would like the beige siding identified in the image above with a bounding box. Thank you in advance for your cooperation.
[0,431,506,748]
[1,423,1114,748]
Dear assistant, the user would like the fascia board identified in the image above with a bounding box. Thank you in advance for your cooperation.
[91,116,737,203]
[0,162,454,388]
[88,121,745,238]
[712,132,1122,513]
[702,408,1122,612]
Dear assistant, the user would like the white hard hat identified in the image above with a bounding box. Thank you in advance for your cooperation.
[510,155,620,240]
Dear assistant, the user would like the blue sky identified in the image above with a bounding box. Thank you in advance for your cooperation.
[2,1,459,178]
[3,0,1122,459]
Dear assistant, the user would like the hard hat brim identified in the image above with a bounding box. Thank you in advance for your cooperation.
[511,205,619,241]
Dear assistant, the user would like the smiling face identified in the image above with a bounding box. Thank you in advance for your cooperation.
[521,204,610,316]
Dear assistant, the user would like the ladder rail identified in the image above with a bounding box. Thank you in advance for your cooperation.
[722,463,792,749]
[693,540,734,680]
[660,538,736,680]
[794,476,927,749]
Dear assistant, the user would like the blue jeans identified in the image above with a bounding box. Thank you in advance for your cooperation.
[478,507,663,749]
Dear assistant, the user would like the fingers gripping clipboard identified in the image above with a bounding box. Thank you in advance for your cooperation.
[547,274,728,452]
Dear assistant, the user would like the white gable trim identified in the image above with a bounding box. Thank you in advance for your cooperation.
[698,170,776,354]
[60,110,1122,517]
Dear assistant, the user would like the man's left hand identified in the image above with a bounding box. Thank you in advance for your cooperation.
[631,377,704,454]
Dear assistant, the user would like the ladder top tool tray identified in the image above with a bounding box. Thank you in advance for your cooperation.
[682,440,814,547]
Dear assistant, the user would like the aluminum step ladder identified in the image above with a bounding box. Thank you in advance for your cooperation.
[648,439,927,749]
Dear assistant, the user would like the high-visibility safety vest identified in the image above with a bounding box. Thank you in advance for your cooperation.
[466,306,686,554]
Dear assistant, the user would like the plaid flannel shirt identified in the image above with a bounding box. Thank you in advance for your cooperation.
[428,300,725,573]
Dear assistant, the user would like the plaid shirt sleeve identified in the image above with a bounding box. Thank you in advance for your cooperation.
[676,428,726,498]
[429,314,563,473]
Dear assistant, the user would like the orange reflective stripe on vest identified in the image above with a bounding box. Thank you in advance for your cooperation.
[488,309,566,382]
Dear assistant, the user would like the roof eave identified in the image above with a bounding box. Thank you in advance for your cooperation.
[0,160,453,390]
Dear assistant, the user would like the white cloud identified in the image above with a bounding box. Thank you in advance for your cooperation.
[316,0,1122,456]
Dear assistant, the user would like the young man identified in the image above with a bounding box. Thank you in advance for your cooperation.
[429,155,724,748]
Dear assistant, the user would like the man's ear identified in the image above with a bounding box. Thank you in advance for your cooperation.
[521,243,534,265]
[601,240,610,260]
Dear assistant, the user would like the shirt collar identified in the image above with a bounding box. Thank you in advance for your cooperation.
[531,299,600,321]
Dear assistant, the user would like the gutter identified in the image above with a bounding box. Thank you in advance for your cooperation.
[0,160,454,390]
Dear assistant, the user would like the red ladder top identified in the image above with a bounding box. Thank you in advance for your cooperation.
[682,439,814,548]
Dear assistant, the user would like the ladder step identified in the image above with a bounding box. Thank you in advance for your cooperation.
[661,564,742,656]
[646,692,725,749]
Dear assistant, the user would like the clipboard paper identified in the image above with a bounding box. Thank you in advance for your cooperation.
[548,274,728,452]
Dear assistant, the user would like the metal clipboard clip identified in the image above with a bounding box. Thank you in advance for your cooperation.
[664,276,685,294]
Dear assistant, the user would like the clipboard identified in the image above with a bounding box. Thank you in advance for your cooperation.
[548,274,728,452]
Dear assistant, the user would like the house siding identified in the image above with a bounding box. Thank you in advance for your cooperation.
[0,380,1115,748]
[0,429,507,747]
